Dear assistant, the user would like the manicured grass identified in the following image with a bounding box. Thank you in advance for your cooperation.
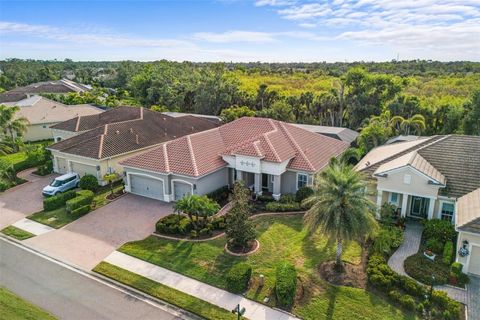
[93,262,237,320]
[0,152,27,165]
[1,226,35,240]
[119,215,414,319]
[28,185,124,228]
[0,287,56,320]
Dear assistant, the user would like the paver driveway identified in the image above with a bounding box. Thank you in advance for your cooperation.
[0,169,58,229]
[25,194,172,270]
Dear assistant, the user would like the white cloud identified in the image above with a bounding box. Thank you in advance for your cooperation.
[298,22,317,28]
[254,0,297,7]
[278,3,332,20]
[193,30,277,43]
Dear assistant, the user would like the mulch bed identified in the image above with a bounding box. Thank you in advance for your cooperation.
[225,239,260,256]
[318,249,368,289]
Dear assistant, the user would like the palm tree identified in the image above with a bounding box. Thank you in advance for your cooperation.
[302,161,378,270]
[390,114,426,135]
[0,105,29,152]
[174,194,220,230]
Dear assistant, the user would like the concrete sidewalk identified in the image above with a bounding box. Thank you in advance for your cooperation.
[12,218,55,236]
[104,251,299,320]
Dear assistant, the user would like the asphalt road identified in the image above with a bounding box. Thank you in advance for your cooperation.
[0,238,185,320]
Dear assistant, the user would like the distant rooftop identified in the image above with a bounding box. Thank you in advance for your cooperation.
[291,123,359,145]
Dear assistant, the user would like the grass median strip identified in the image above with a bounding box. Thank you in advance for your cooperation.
[93,262,238,320]
[1,226,35,240]
[0,287,57,320]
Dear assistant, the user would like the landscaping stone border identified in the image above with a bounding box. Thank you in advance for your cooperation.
[151,211,306,242]
[224,239,260,256]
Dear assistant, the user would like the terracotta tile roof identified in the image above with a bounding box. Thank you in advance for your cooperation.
[48,108,218,159]
[456,187,480,233]
[121,117,349,177]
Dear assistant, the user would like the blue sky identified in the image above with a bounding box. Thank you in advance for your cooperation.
[0,0,479,62]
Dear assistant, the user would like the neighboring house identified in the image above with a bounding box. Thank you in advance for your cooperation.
[356,135,480,224]
[47,107,219,185]
[291,123,359,145]
[2,96,102,141]
[161,111,222,123]
[385,135,422,145]
[455,187,480,276]
[0,79,91,103]
[120,117,349,202]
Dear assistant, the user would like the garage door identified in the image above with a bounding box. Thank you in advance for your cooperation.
[130,175,164,201]
[71,162,97,178]
[56,157,68,174]
[469,245,480,276]
[173,181,192,200]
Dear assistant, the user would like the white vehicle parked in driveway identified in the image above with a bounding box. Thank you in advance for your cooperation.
[42,173,80,196]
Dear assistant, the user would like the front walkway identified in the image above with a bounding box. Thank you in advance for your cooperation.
[466,275,480,320]
[104,251,299,320]
[387,221,423,276]
[12,218,54,236]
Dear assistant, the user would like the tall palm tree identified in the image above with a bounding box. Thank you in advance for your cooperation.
[0,105,29,152]
[390,114,426,135]
[302,162,377,270]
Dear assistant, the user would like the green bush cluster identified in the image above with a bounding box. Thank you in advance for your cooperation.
[423,219,456,244]
[155,214,226,237]
[450,262,463,275]
[442,241,453,265]
[79,174,99,192]
[265,201,301,212]
[43,190,77,211]
[206,185,230,204]
[66,190,94,213]
[367,253,460,319]
[426,238,444,254]
[256,194,274,202]
[70,204,91,218]
[35,160,53,176]
[372,226,404,255]
[279,194,296,204]
[449,262,470,287]
[295,186,314,202]
[275,262,297,308]
[226,263,252,293]
[404,254,449,285]
[0,180,10,191]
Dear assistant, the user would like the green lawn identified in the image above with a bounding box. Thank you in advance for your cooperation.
[0,287,56,320]
[118,215,415,319]
[0,152,27,165]
[1,226,35,240]
[28,185,124,228]
[94,262,238,320]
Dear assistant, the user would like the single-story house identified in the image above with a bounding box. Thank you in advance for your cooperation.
[455,187,480,276]
[0,79,91,103]
[291,123,359,145]
[3,95,102,142]
[356,134,480,223]
[120,117,349,202]
[47,107,219,185]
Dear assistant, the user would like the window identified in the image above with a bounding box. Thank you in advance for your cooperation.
[389,192,399,204]
[297,173,308,189]
[441,202,455,222]
[403,174,412,184]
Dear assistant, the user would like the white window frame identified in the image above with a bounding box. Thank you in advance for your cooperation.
[297,172,308,190]
[389,192,399,205]
[438,200,455,222]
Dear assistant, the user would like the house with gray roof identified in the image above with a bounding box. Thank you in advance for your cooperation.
[356,134,480,275]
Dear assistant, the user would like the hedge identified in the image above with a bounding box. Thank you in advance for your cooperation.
[423,219,456,244]
[43,190,76,211]
[66,190,94,213]
[265,202,301,212]
[226,263,252,293]
[156,214,190,235]
[275,262,297,308]
[443,241,453,265]
[295,186,314,202]
[70,204,91,218]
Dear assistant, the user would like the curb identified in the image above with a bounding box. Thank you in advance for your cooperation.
[0,235,201,320]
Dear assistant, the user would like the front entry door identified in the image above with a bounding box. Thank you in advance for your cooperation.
[262,174,269,191]
[410,196,429,218]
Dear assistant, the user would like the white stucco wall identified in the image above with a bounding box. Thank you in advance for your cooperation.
[456,231,480,275]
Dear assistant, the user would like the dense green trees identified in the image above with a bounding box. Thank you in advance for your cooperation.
[0,105,29,153]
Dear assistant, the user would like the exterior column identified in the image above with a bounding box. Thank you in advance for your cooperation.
[376,190,383,219]
[401,194,409,218]
[254,173,262,195]
[427,197,435,220]
[52,156,58,173]
[272,174,281,201]
[236,170,243,181]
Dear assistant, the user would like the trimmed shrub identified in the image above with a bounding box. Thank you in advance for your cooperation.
[206,185,229,204]
[211,216,226,230]
[279,194,296,203]
[443,241,453,265]
[399,295,416,310]
[275,262,297,308]
[62,190,77,202]
[265,202,301,212]
[156,214,184,234]
[199,227,212,237]
[295,186,314,202]
[43,194,65,211]
[70,204,90,218]
[257,194,274,202]
[423,219,456,243]
[372,226,404,254]
[226,263,252,293]
[65,190,94,213]
[79,174,99,192]
[451,262,463,276]
[426,238,443,254]
[190,230,197,238]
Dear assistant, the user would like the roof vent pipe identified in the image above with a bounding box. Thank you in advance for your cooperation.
[135,134,139,144]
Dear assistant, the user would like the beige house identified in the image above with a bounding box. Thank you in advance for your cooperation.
[48,107,218,185]
[455,188,480,276]
[3,96,102,142]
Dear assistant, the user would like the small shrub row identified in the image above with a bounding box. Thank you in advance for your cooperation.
[206,185,230,204]
[256,194,274,202]
[70,204,91,218]
[66,190,94,213]
[155,214,226,237]
[275,262,297,308]
[443,241,453,265]
[43,190,77,211]
[265,201,301,212]
[226,263,252,293]
[279,194,296,204]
